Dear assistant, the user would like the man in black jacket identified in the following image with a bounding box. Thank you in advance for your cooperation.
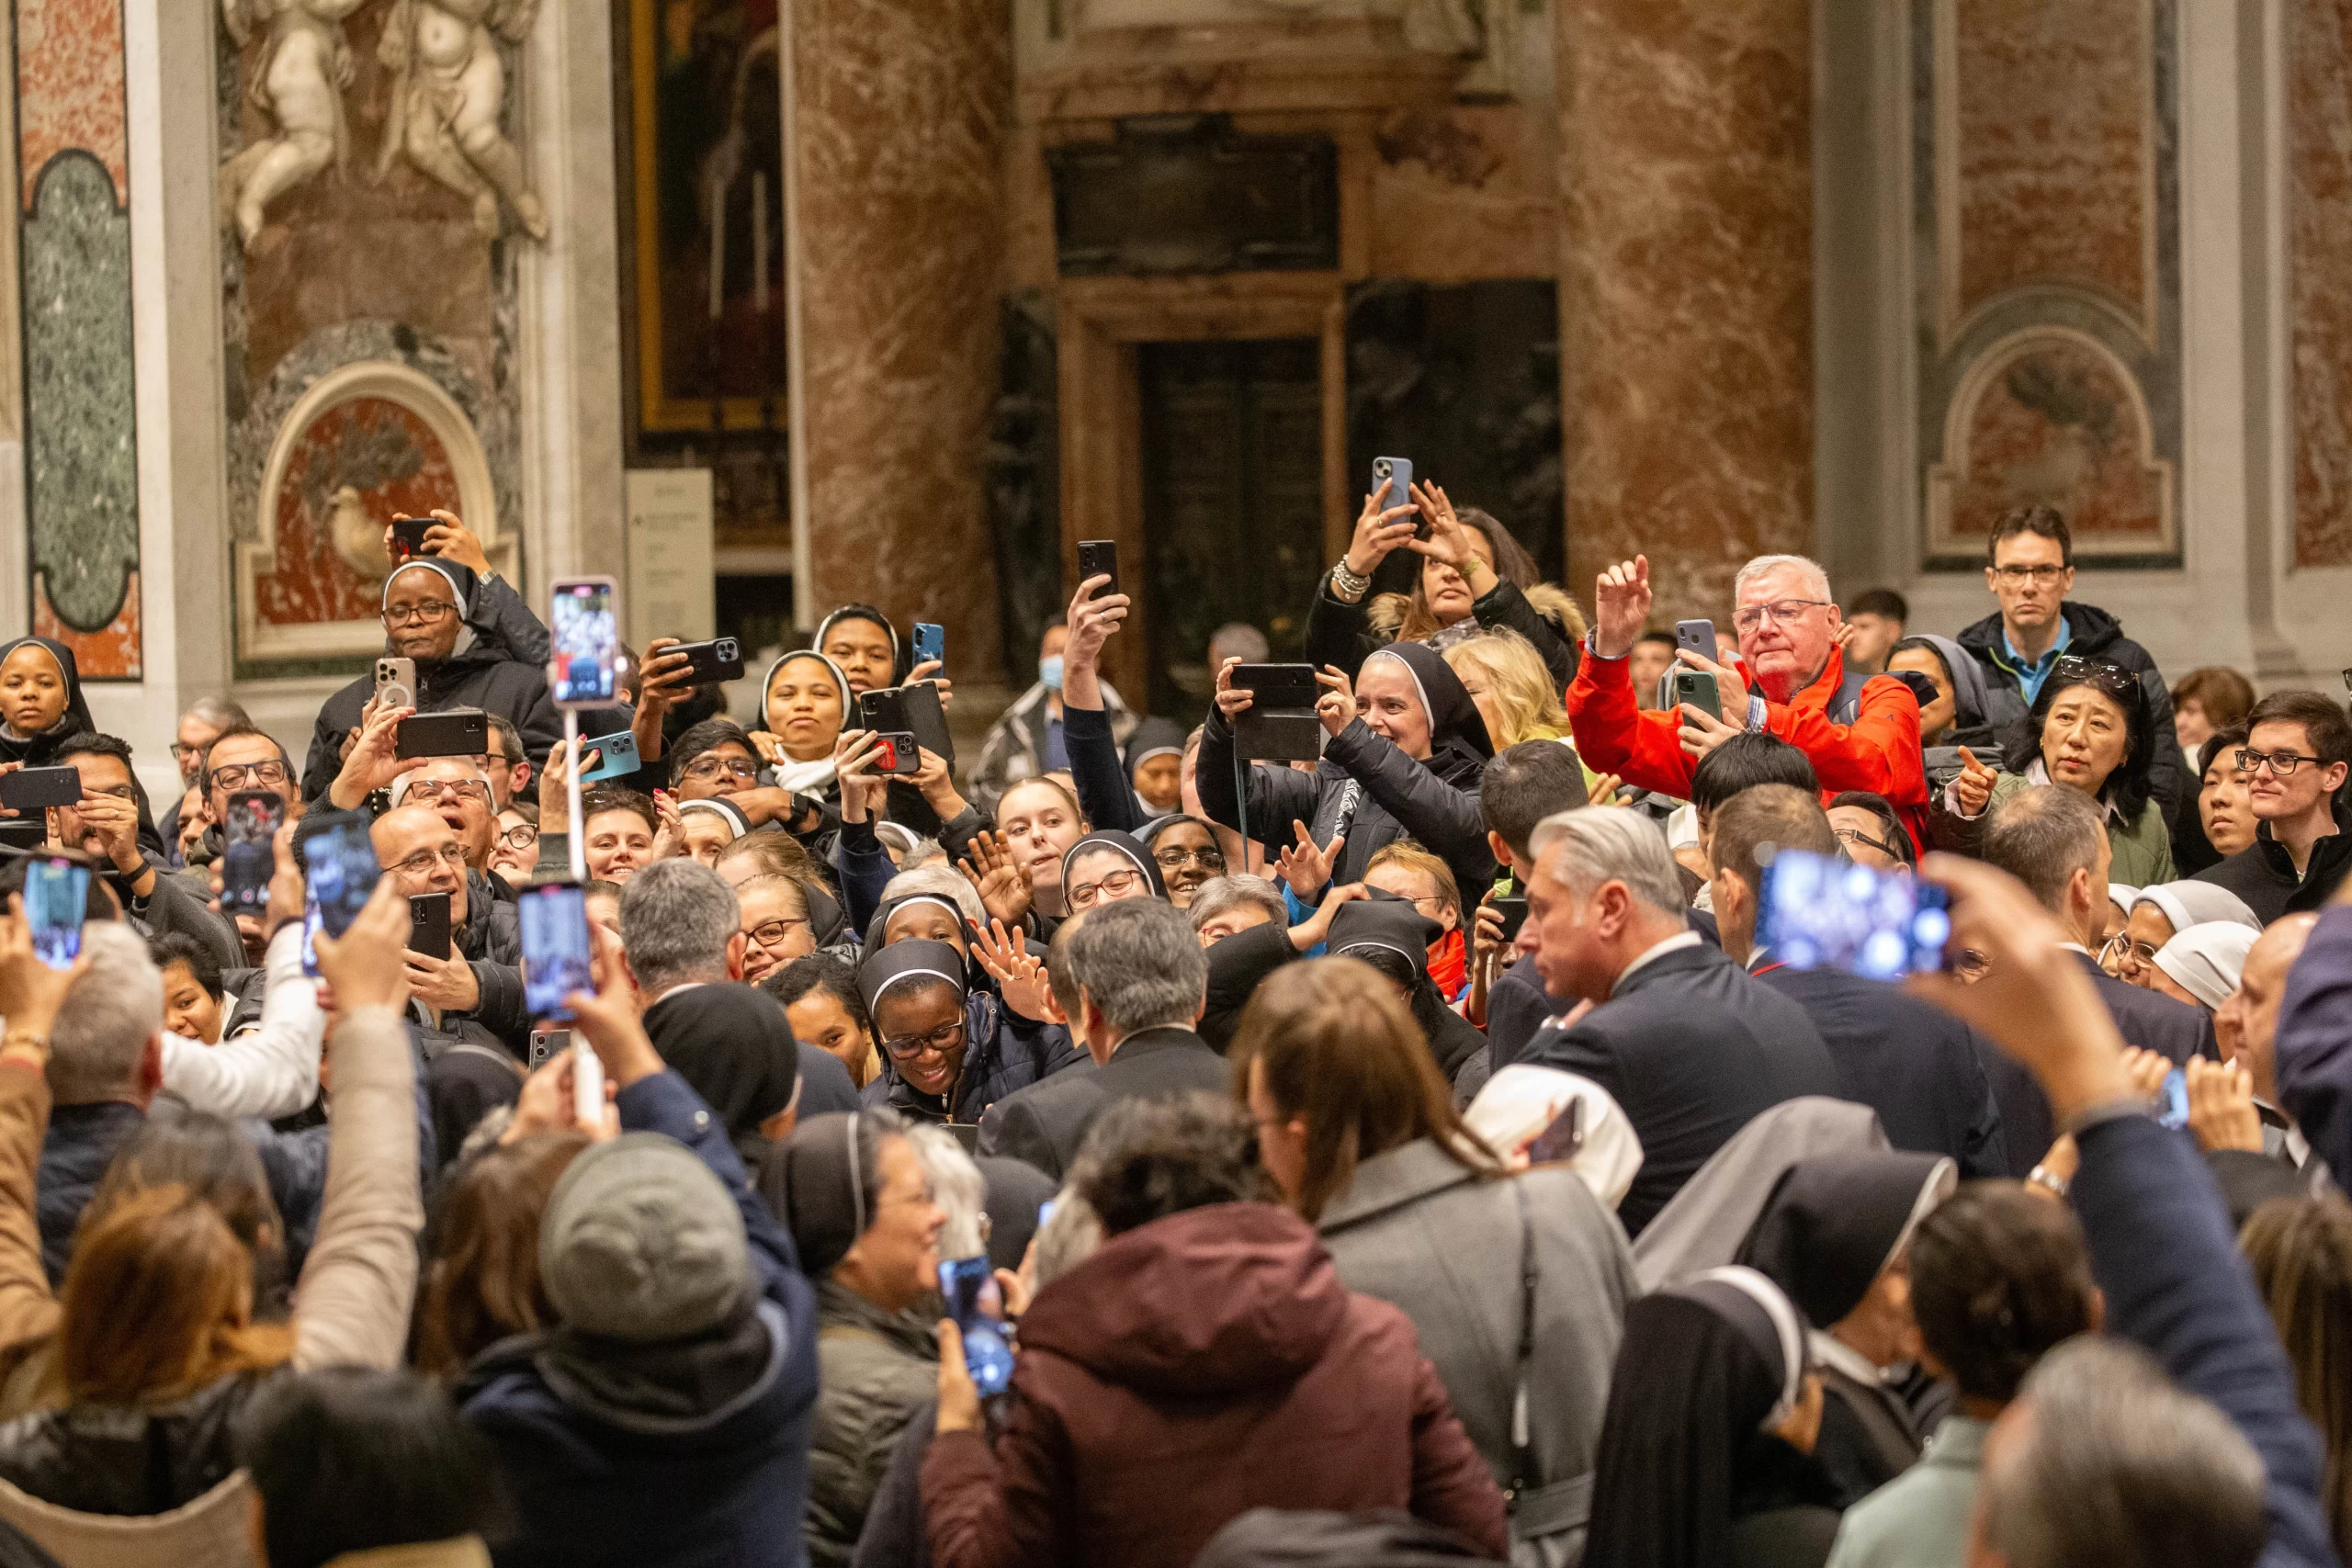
[1707,784,2009,1177]
[1976,784,2214,1166]
[1473,741,1589,1071]
[2195,689,2352,922]
[1955,505,2184,814]
[1517,806,1838,1235]
[978,900,1226,1180]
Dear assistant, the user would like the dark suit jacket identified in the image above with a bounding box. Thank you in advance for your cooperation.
[1981,951,2218,1175]
[1488,914,1723,1075]
[1755,964,2009,1179]
[1521,942,1838,1235]
[976,1026,1230,1180]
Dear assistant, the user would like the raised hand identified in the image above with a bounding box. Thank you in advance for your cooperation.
[1214,657,1254,720]
[0,894,89,1043]
[421,509,490,574]
[1275,818,1345,903]
[1951,746,1999,818]
[1587,771,1626,808]
[1404,481,1496,597]
[1674,645,1749,719]
[958,829,1033,930]
[1313,666,1356,739]
[975,919,1053,1022]
[1343,488,1420,579]
[1288,881,1369,953]
[504,1048,621,1144]
[1591,556,1653,661]
[330,703,421,810]
[1062,575,1129,680]
[2186,1056,2263,1154]
[832,728,888,825]
[1676,703,1742,763]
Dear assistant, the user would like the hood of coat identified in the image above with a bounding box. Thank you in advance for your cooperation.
[1909,633,1997,732]
[1956,600,2130,666]
[1015,1202,1350,1398]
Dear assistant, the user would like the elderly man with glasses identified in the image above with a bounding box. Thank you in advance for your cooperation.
[299,512,562,807]
[369,802,531,1061]
[1567,549,1932,852]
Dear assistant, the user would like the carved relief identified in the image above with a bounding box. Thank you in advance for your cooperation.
[376,0,546,239]
[218,0,368,249]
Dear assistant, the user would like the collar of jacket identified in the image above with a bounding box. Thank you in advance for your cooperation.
[1105,1023,1206,1064]
[2252,796,2352,883]
[816,1277,940,1360]
[1776,645,1852,712]
[323,1539,493,1568]
[1313,1136,1485,1233]
[1957,601,2123,667]
[1608,933,1720,999]
[529,1297,788,1438]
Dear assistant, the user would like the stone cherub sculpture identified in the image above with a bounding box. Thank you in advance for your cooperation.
[377,0,548,241]
[218,0,369,249]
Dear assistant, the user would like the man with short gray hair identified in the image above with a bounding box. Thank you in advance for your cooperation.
[978,899,1225,1180]
[1513,806,1835,1234]
[37,921,167,1281]
[619,858,747,999]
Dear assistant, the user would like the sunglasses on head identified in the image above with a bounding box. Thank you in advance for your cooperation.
[2051,655,2138,701]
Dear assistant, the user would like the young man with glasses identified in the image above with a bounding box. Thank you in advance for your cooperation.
[48,732,244,972]
[2195,690,2352,922]
[1954,504,2185,815]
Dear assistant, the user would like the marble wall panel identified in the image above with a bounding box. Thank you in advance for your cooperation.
[2292,0,2352,569]
[1555,0,1813,619]
[1369,103,1559,282]
[14,0,126,209]
[793,0,1012,676]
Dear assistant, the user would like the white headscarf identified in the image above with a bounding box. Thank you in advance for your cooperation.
[2154,923,2258,1010]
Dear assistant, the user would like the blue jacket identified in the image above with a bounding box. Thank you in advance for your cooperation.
[458,1071,819,1568]
[2278,905,2352,1186]
[2072,1112,2336,1568]
[862,991,1081,1127]
[35,1102,144,1285]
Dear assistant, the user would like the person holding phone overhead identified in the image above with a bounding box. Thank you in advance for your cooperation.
[974,610,1136,818]
[301,513,562,807]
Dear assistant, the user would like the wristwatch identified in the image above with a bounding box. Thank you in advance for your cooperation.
[2025,1164,2071,1199]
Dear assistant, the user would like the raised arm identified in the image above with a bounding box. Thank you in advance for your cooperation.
[0,909,77,1356]
[160,843,326,1122]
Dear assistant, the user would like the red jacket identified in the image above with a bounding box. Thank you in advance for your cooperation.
[1567,646,1930,851]
[922,1201,1508,1568]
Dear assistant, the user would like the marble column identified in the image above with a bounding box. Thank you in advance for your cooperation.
[790,0,1012,678]
[1555,0,1813,618]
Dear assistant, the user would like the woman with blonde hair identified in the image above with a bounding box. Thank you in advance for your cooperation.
[1444,627,1573,751]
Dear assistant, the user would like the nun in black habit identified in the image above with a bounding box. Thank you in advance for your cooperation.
[854,937,1074,1127]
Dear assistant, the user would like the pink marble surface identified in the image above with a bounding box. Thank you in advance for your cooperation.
[794,0,1012,677]
[1952,0,2151,335]
[2293,0,2352,568]
[258,396,464,631]
[15,0,127,209]
[33,571,138,678]
[1555,0,1813,620]
[1940,334,2165,551]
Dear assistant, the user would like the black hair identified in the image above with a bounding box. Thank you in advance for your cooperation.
[2018,664,2155,822]
[2200,725,2251,782]
[1689,733,1819,817]
[198,724,294,784]
[1478,741,1591,861]
[669,717,757,787]
[1848,587,1909,622]
[148,931,224,1000]
[1634,630,1679,649]
[1909,1183,2096,1404]
[1074,1091,1272,1236]
[761,953,870,1036]
[580,784,657,835]
[1986,502,2074,569]
[2248,689,2352,770]
[239,1368,507,1568]
[484,713,525,766]
[1826,791,1916,866]
[1888,636,1952,682]
[51,731,133,771]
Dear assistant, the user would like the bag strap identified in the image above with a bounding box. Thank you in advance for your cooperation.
[1506,1176,1539,1505]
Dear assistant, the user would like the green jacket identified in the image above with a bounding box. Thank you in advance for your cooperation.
[805,1280,940,1568]
[1934,771,2175,888]
[1824,1415,1989,1568]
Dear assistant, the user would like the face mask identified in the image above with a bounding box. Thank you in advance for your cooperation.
[1040,655,1065,693]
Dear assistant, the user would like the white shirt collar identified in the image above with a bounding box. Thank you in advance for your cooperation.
[1619,931,1703,986]
[1811,1329,1891,1386]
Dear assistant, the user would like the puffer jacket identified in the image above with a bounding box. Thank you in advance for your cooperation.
[860,992,1081,1129]
[0,1370,271,1517]
[1954,601,2184,817]
[808,1280,940,1568]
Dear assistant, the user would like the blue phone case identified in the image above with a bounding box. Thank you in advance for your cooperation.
[576,730,640,784]
[1372,456,1413,513]
[913,623,944,670]
[939,1254,1016,1397]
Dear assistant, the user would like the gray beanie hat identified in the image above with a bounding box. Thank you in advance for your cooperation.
[539,1133,751,1342]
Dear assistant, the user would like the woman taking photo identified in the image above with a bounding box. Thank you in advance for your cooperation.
[1233,958,1636,1566]
[747,650,852,803]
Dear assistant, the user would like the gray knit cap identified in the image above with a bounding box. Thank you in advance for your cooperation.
[539,1133,751,1342]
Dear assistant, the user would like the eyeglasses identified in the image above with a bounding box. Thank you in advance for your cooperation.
[386,843,468,880]
[405,779,489,805]
[382,601,458,627]
[169,740,205,761]
[683,755,760,783]
[497,823,538,849]
[1069,866,1146,908]
[208,761,289,791]
[2051,656,2137,700]
[1992,564,2068,585]
[1152,845,1226,873]
[1731,599,1831,635]
[743,917,809,948]
[1832,823,1905,862]
[880,1018,966,1060]
[2237,748,2326,777]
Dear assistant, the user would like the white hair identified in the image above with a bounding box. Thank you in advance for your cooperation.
[1529,807,1688,919]
[50,922,165,1103]
[905,1122,990,1261]
[1734,553,1834,605]
[881,865,985,929]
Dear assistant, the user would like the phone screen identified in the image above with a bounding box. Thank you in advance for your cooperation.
[300,897,323,979]
[23,860,88,970]
[302,818,379,944]
[221,791,285,916]
[938,1254,1016,1397]
[1758,848,1951,981]
[2156,1068,2189,1131]
[549,580,619,706]
[520,882,594,1021]
[1526,1098,1583,1166]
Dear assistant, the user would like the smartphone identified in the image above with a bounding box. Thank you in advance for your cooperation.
[938,1254,1016,1398]
[1758,848,1952,981]
[1676,619,1717,661]
[575,729,641,784]
[374,657,417,713]
[527,1026,571,1070]
[1037,1198,1058,1230]
[23,859,88,970]
[872,731,922,777]
[1229,663,1324,764]
[2157,1068,2190,1131]
[0,766,84,811]
[1526,1097,1584,1166]
[301,816,380,945]
[912,622,944,671]
[395,708,489,761]
[300,897,323,979]
[859,683,955,768]
[220,790,286,916]
[389,516,434,560]
[519,881,593,1021]
[548,577,621,709]
[408,891,453,961]
[1371,455,1416,534]
[572,1040,605,1127]
[669,637,744,686]
[1671,670,1722,724]
[1492,896,1530,945]
[1076,540,1119,602]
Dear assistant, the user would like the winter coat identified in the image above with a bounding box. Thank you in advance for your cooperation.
[1317,1141,1638,1568]
[2195,796,2352,925]
[1306,574,1584,693]
[860,991,1082,1130]
[33,1102,143,1286]
[1953,601,2184,816]
[1949,769,2175,888]
[808,1280,939,1568]
[920,1201,1509,1568]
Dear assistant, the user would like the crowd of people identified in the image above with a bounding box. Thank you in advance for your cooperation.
[0,491,2336,1568]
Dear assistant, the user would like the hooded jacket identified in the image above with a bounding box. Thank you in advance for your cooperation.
[1906,634,2007,789]
[807,1280,940,1568]
[1953,601,2184,816]
[1198,642,1497,900]
[854,939,1080,1128]
[920,1201,1508,1568]
[300,570,563,805]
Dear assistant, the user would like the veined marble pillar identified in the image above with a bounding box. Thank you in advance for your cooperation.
[789,0,1012,678]
[1555,0,1813,617]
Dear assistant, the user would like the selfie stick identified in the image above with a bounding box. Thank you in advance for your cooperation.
[1232,751,1250,871]
[564,708,586,883]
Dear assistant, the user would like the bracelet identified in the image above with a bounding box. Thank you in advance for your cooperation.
[0,1029,48,1059]
[2025,1164,2070,1199]
[1329,561,1371,604]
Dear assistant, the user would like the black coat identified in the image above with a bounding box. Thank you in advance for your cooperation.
[1521,942,1838,1236]
[976,1027,1229,1181]
[1754,964,2009,1179]
[1303,573,1581,692]
[0,1369,269,1516]
[2194,799,2352,924]
[1484,953,1568,1074]
[1954,601,2185,816]
[35,1100,144,1285]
